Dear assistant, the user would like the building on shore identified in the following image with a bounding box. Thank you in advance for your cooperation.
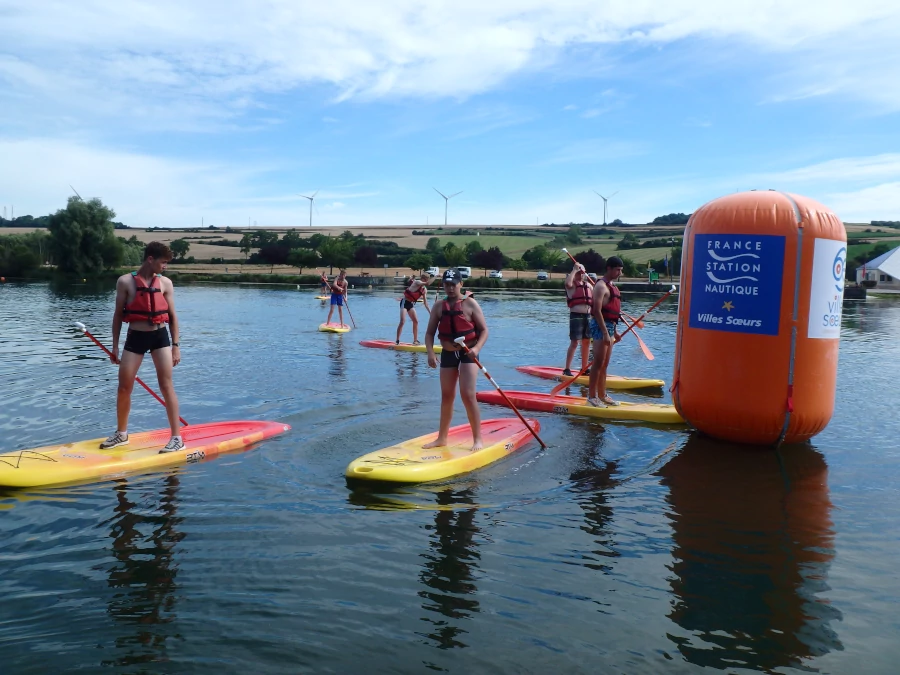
[856,245,900,290]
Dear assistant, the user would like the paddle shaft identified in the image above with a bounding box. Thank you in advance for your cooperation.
[342,293,357,328]
[454,340,547,449]
[78,327,189,426]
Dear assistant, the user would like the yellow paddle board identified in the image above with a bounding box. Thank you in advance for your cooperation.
[319,322,351,333]
[346,418,540,483]
[359,339,442,354]
[477,391,685,424]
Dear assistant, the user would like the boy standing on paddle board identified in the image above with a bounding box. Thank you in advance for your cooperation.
[396,272,434,345]
[325,270,348,326]
[563,261,593,376]
[102,241,183,453]
[424,269,489,451]
[587,256,624,407]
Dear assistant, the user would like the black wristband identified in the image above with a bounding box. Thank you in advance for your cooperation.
[172,342,180,347]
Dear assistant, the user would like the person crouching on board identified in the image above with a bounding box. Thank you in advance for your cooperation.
[587,256,624,407]
[325,270,348,326]
[563,261,593,376]
[396,272,434,345]
[424,269,489,451]
[102,241,183,453]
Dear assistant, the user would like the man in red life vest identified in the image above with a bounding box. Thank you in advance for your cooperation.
[396,272,434,344]
[587,256,625,407]
[423,269,489,451]
[563,261,593,376]
[325,269,349,326]
[319,271,330,295]
[101,241,183,452]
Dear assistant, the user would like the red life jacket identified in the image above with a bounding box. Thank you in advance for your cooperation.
[438,299,477,345]
[122,272,169,324]
[599,278,621,322]
[404,281,426,303]
[320,274,328,283]
[566,280,593,309]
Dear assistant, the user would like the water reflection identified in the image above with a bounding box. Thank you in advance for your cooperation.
[326,335,347,381]
[100,474,184,667]
[658,434,842,670]
[417,489,481,650]
[394,351,421,382]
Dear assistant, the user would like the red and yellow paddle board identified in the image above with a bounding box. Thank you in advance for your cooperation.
[319,322,351,333]
[477,390,684,424]
[0,420,290,488]
[346,418,540,483]
[516,365,665,390]
[359,339,442,354]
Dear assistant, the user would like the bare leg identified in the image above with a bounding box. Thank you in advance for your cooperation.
[458,362,483,450]
[564,339,578,371]
[409,308,419,343]
[151,346,180,437]
[422,366,458,448]
[580,339,590,371]
[588,338,605,399]
[326,305,335,324]
[337,305,344,326]
[116,350,144,432]
[396,306,407,342]
[598,341,615,401]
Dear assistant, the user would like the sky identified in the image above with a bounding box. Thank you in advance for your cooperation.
[1,0,899,228]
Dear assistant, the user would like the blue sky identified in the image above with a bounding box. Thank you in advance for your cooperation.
[2,0,899,227]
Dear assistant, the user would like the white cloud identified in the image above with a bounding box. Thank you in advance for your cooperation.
[821,183,900,222]
[540,138,649,165]
[1,0,898,133]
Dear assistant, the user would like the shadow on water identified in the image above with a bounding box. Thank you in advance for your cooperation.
[657,433,843,671]
[100,474,185,668]
[327,335,347,382]
[416,488,481,651]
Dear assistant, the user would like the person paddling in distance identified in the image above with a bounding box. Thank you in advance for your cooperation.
[325,269,348,326]
[563,261,593,376]
[396,272,434,345]
[319,270,331,295]
[587,256,625,407]
[102,241,183,453]
[424,269,489,451]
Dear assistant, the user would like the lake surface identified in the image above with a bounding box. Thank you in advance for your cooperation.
[1,280,898,674]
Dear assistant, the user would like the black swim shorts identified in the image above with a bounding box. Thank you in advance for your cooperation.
[569,312,591,341]
[123,327,171,354]
[440,348,475,369]
[400,298,416,311]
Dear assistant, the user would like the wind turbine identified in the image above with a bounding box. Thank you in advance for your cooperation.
[433,188,462,227]
[299,190,319,227]
[594,190,618,225]
[69,184,83,200]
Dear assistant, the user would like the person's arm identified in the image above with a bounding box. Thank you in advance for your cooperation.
[467,300,489,358]
[565,264,582,290]
[425,302,442,368]
[110,276,128,364]
[163,278,181,366]
[422,286,430,311]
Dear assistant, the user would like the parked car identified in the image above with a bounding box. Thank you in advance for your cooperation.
[425,266,440,277]
[489,270,503,279]
[536,270,549,281]
[456,266,472,279]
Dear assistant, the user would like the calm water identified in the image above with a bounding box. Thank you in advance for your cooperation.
[1,280,898,674]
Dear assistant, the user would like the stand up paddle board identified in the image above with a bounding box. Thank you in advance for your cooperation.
[516,365,665,390]
[346,418,540,483]
[319,322,351,333]
[315,295,330,300]
[0,420,291,488]
[477,390,684,424]
[359,339,442,354]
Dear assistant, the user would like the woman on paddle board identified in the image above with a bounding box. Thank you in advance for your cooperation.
[588,256,625,407]
[396,272,434,345]
[319,271,331,295]
[424,269,489,451]
[563,261,593,377]
[325,270,348,327]
[102,241,184,453]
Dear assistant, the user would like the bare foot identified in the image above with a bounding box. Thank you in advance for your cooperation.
[422,437,448,449]
[469,438,484,452]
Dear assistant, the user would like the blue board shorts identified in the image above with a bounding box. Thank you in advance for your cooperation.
[589,318,617,340]
[330,293,344,306]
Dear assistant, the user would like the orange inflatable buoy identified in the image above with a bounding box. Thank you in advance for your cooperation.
[672,191,846,445]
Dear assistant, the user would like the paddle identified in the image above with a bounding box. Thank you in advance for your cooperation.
[343,293,358,328]
[453,337,547,449]
[75,322,189,426]
[561,247,654,360]
[549,285,677,395]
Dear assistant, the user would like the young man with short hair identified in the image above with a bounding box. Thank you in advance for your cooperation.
[587,256,625,407]
[396,272,434,345]
[325,269,348,326]
[102,241,183,453]
[424,269,489,451]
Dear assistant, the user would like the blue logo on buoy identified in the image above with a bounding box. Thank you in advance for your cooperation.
[832,247,846,293]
